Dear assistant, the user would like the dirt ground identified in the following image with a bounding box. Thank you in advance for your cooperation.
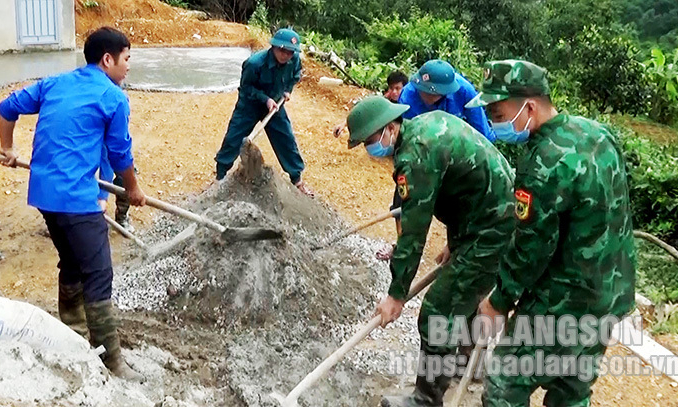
[75,0,266,49]
[1,0,678,406]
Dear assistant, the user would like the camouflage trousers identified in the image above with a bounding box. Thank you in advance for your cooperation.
[483,298,608,407]
[418,233,510,359]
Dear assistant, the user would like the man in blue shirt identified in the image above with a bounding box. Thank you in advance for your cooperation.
[375,60,496,260]
[399,59,495,142]
[0,27,145,381]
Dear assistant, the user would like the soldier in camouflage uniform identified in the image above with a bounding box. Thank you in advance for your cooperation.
[468,60,636,407]
[345,96,515,407]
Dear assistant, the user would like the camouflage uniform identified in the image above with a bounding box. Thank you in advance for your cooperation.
[346,97,515,407]
[390,111,515,360]
[467,60,636,407]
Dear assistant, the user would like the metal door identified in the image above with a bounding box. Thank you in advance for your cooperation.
[16,0,59,45]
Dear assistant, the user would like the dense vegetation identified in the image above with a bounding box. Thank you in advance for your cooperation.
[171,0,678,328]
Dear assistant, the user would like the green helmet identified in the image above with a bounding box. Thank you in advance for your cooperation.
[346,96,410,149]
[270,28,301,53]
[410,59,460,96]
[466,59,550,108]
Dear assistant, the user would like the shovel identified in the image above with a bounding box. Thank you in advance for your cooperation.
[104,214,148,250]
[1,153,151,250]
[1,154,283,243]
[313,208,401,250]
[248,97,286,144]
[222,97,286,182]
[448,335,485,406]
[270,263,441,407]
[97,180,283,243]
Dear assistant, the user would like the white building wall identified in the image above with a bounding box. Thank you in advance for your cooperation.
[0,1,19,52]
[0,0,76,53]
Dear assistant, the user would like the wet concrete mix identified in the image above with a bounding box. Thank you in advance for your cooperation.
[0,158,413,407]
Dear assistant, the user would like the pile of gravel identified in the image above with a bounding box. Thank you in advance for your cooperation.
[111,165,404,406]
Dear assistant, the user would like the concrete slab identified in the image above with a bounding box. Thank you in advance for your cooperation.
[0,47,250,92]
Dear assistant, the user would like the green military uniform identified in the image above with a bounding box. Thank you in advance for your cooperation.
[215,29,305,183]
[347,97,515,407]
[390,110,515,361]
[467,60,636,407]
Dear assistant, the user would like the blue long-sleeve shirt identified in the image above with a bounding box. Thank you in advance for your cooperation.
[398,78,496,142]
[0,64,134,214]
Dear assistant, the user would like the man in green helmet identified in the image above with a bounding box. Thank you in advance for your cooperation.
[345,95,515,407]
[214,28,314,196]
[468,60,636,407]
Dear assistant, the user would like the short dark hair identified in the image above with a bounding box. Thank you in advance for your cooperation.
[387,71,408,87]
[84,27,131,65]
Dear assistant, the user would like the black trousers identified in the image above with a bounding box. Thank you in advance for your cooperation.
[41,211,113,303]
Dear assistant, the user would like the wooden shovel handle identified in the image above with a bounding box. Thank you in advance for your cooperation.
[282,264,440,404]
[0,153,225,233]
[247,97,286,143]
[97,180,226,233]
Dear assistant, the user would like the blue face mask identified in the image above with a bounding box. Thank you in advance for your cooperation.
[365,128,395,157]
[491,101,532,144]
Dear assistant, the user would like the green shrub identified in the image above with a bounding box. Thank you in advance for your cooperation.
[162,0,190,8]
[82,0,99,8]
[619,126,678,243]
[303,14,480,92]
[635,240,678,305]
[644,48,678,125]
[365,15,481,84]
[248,1,270,30]
[345,60,405,91]
[635,238,678,335]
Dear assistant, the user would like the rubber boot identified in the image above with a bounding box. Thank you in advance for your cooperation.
[114,175,134,233]
[115,213,135,233]
[381,350,457,407]
[115,210,134,233]
[58,282,88,338]
[381,374,455,407]
[85,300,145,382]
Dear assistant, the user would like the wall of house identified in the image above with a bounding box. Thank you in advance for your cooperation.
[0,0,76,53]
[0,1,19,52]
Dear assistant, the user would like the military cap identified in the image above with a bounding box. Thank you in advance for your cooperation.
[466,59,549,108]
[346,96,410,149]
[270,28,301,53]
[410,60,460,96]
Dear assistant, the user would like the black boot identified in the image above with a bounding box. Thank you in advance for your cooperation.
[381,374,455,407]
[381,350,456,407]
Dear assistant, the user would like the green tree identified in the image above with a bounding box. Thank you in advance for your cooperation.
[565,26,653,115]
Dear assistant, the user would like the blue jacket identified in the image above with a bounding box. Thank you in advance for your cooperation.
[0,64,134,213]
[398,78,495,142]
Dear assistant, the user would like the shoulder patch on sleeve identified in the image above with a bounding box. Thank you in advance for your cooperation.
[397,174,409,200]
[515,189,533,221]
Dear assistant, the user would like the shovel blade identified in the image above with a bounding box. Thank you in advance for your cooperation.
[221,227,283,242]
